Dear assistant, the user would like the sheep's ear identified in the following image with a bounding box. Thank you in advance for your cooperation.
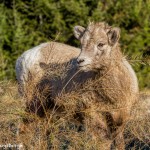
[74,26,85,40]
[107,27,120,46]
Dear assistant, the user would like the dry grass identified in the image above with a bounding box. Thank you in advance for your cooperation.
[0,79,150,150]
[0,81,110,150]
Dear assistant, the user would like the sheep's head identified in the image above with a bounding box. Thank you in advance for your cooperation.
[74,22,120,71]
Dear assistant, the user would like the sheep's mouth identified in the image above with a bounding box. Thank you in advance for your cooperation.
[78,64,91,71]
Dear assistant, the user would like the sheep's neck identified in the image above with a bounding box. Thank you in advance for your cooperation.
[97,44,124,73]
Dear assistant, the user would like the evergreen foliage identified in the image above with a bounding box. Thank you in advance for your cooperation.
[0,0,149,88]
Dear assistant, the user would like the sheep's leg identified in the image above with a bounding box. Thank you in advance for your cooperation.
[83,111,112,149]
[113,131,125,150]
[111,109,130,150]
[104,110,129,150]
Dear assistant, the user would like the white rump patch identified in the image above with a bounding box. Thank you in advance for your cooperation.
[15,43,48,85]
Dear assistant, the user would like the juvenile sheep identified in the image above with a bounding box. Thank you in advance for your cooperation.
[15,42,80,96]
[20,22,139,149]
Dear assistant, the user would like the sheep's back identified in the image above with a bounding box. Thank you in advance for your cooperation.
[40,42,80,64]
[16,42,80,95]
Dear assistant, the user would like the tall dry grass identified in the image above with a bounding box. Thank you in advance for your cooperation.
[0,77,150,150]
[0,81,110,150]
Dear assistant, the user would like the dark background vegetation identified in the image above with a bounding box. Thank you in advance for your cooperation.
[0,0,150,89]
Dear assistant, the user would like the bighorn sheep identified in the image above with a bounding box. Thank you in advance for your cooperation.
[18,22,139,149]
[15,42,80,96]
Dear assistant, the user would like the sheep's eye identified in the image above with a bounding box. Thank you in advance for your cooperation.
[97,43,104,48]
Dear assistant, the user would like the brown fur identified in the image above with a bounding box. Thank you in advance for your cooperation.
[25,22,139,149]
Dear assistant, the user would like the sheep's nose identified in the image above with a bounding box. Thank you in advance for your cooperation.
[77,58,84,64]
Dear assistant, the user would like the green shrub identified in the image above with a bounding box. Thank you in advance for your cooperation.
[0,0,149,88]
